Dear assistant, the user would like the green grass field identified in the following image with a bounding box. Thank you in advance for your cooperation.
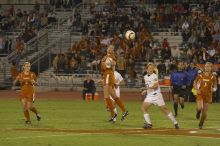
[0,97,220,146]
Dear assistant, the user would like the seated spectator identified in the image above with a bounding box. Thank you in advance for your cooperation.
[69,57,79,73]
[15,37,24,54]
[82,75,96,100]
[157,60,166,79]
[78,56,87,74]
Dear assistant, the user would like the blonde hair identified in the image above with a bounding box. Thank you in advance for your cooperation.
[22,62,31,70]
[107,45,114,53]
[146,63,158,76]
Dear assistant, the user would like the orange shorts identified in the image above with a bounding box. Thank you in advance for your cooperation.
[19,92,34,102]
[196,94,212,103]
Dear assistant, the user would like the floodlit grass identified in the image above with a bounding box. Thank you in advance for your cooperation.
[0,97,220,146]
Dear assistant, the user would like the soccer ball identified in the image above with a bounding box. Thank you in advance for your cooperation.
[125,30,135,40]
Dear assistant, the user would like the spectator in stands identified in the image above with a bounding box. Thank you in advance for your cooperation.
[116,52,126,78]
[82,75,96,100]
[157,60,166,79]
[216,69,220,102]
[58,53,68,73]
[52,54,59,73]
[0,35,5,54]
[161,46,171,60]
[48,11,57,24]
[162,38,169,49]
[78,56,87,74]
[41,13,48,27]
[171,46,181,59]
[69,57,79,73]
[67,16,74,29]
[0,58,4,73]
[10,61,19,82]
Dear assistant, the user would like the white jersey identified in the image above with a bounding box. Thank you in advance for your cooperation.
[143,73,165,106]
[114,71,123,85]
[144,73,161,95]
[110,71,123,99]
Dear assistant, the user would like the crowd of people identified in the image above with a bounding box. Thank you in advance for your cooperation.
[50,3,219,97]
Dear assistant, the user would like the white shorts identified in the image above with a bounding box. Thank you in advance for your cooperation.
[109,87,120,100]
[144,92,165,106]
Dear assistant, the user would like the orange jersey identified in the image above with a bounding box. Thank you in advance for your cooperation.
[194,73,217,102]
[17,71,36,94]
[101,54,116,86]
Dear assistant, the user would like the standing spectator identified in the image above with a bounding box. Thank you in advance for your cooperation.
[52,54,59,73]
[171,46,181,59]
[10,62,19,82]
[116,52,126,78]
[82,75,96,100]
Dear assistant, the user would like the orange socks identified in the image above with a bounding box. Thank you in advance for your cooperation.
[105,98,115,116]
[30,107,38,115]
[24,110,30,121]
[114,97,126,112]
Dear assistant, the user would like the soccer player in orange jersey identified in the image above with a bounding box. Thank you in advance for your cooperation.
[101,45,128,122]
[13,62,41,124]
[193,62,217,129]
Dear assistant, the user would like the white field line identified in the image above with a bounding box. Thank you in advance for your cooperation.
[2,133,99,140]
[139,134,220,139]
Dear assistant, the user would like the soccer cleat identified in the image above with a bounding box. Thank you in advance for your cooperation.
[196,111,201,119]
[109,113,117,122]
[25,120,31,125]
[121,110,128,121]
[199,122,203,129]
[143,123,152,129]
[36,113,41,121]
[174,123,180,129]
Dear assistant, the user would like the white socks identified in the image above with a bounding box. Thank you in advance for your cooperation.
[167,112,178,125]
[113,108,117,114]
[144,113,152,124]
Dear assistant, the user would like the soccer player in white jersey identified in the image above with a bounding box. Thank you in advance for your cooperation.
[141,63,179,129]
[109,70,125,122]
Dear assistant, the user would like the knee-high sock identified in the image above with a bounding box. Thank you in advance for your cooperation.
[113,108,117,114]
[114,97,126,113]
[24,110,30,121]
[167,112,178,124]
[200,112,207,124]
[144,113,151,124]
[105,98,115,116]
[30,107,38,115]
[173,103,178,116]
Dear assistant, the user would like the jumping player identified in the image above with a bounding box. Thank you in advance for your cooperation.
[106,70,125,122]
[101,45,128,122]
